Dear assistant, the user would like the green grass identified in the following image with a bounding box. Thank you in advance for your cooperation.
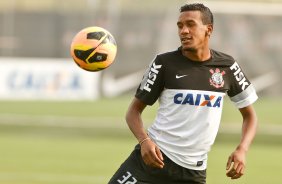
[0,96,132,118]
[1,95,281,124]
[221,96,282,124]
[0,134,135,184]
[208,141,282,184]
[0,96,281,184]
[0,126,281,184]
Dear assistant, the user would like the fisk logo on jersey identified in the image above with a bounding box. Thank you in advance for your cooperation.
[230,62,249,90]
[143,62,162,92]
[174,93,222,108]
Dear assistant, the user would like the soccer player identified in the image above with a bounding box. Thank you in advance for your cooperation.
[109,3,258,184]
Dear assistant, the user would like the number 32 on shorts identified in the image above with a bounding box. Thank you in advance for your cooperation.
[117,171,137,184]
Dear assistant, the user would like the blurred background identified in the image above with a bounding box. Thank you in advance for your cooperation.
[0,0,281,184]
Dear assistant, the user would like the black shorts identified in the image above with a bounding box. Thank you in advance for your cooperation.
[108,145,206,184]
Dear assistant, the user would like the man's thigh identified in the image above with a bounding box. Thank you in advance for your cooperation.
[108,145,206,184]
[108,145,151,184]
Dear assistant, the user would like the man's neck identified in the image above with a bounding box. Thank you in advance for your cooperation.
[182,48,211,62]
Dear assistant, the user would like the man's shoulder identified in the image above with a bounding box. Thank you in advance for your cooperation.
[211,49,236,65]
[157,48,181,59]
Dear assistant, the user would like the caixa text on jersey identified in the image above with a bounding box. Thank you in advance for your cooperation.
[174,93,223,108]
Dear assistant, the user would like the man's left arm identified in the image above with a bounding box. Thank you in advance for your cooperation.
[226,104,258,179]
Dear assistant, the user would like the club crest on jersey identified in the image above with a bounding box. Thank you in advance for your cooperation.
[209,68,225,88]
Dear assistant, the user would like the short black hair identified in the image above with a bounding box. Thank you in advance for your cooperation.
[180,3,214,25]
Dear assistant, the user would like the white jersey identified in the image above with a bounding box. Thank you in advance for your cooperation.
[135,48,258,170]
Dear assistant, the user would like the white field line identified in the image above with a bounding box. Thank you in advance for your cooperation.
[219,123,282,136]
[0,172,106,183]
[0,113,281,135]
[0,113,128,129]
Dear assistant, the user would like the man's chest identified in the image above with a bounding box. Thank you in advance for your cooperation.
[163,62,230,93]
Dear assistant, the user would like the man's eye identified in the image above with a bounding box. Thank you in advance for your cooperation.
[187,22,196,27]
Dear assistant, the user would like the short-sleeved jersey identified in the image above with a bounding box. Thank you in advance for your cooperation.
[135,48,258,170]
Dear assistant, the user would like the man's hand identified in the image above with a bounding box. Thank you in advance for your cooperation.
[140,139,164,169]
[226,147,247,179]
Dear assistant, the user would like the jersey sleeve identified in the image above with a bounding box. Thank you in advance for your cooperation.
[227,61,258,108]
[135,55,165,105]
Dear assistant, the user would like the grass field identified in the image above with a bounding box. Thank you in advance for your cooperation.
[0,96,281,184]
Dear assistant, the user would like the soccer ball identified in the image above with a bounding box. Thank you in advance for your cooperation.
[70,26,117,72]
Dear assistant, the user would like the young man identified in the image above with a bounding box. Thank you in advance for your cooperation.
[109,3,258,184]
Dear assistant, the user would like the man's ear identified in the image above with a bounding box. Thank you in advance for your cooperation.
[206,24,213,36]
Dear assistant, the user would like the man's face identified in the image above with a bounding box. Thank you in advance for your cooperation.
[177,11,212,52]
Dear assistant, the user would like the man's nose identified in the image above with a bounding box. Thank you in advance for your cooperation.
[180,26,189,34]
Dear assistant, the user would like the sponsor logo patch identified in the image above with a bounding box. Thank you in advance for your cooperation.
[174,93,222,108]
[230,62,249,90]
[197,161,203,166]
[176,74,188,79]
[143,62,162,92]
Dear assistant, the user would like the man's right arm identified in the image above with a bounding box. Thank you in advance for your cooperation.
[126,97,164,168]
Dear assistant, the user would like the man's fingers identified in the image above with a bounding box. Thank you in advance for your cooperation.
[226,163,244,179]
[143,152,157,167]
[231,165,244,180]
[233,162,239,171]
[141,145,164,168]
[226,168,236,177]
[151,149,164,168]
[226,156,233,170]
[155,147,164,161]
[241,166,245,175]
[236,164,244,174]
[231,173,243,179]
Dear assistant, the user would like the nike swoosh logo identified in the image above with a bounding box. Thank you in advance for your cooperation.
[176,74,188,79]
